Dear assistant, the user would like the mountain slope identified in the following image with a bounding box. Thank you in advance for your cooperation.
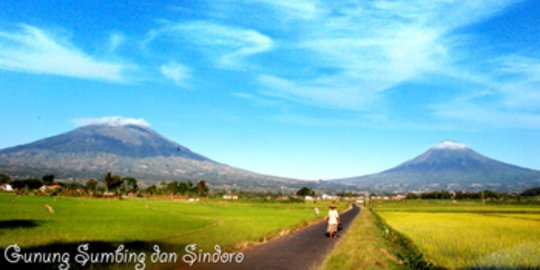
[0,124,303,190]
[0,125,210,160]
[333,141,540,192]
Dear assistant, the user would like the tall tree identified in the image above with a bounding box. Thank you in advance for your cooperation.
[42,174,55,185]
[104,172,112,192]
[0,174,10,184]
[296,187,316,197]
[85,179,98,193]
[178,182,190,194]
[166,181,179,194]
[194,180,209,197]
[123,177,138,193]
[145,185,157,195]
[104,172,123,193]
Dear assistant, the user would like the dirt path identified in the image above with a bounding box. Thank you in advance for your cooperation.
[194,204,361,270]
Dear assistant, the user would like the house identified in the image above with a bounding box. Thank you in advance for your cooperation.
[1,184,13,192]
[39,185,63,193]
[391,194,406,200]
[304,195,314,201]
[102,192,116,198]
[223,194,239,200]
[48,185,62,190]
[321,194,339,200]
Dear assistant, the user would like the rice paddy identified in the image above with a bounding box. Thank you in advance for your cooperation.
[0,193,345,251]
[373,200,540,269]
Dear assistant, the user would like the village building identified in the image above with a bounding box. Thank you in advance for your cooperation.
[1,183,13,192]
[223,194,239,200]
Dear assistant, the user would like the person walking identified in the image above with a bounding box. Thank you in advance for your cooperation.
[326,204,340,238]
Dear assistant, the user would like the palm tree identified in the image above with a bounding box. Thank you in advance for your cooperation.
[104,172,113,192]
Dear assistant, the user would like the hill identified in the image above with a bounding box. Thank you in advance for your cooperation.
[0,124,304,191]
[331,141,540,192]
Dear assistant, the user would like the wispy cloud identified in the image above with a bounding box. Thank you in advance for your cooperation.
[252,0,518,110]
[431,54,540,129]
[167,0,536,130]
[253,0,320,20]
[490,55,540,110]
[160,62,191,87]
[73,116,150,127]
[150,0,536,129]
[433,100,540,129]
[231,91,286,108]
[0,24,130,82]
[107,32,125,53]
[222,0,540,131]
[146,21,273,68]
[258,74,380,110]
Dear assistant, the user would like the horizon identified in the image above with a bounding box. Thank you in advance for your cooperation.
[1,1,540,179]
[1,120,538,181]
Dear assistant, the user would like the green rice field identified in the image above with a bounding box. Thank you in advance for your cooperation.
[0,193,344,251]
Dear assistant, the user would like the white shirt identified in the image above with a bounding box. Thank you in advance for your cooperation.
[328,209,339,224]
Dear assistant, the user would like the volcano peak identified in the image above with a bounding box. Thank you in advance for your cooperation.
[431,140,468,150]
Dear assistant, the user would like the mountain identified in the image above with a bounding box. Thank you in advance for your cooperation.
[0,124,210,161]
[0,124,303,191]
[332,141,540,192]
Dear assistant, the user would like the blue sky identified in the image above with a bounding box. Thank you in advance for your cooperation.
[1,0,539,180]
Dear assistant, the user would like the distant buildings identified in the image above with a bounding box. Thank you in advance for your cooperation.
[38,184,62,193]
[1,184,13,192]
[321,194,339,200]
[369,194,406,200]
[223,194,239,200]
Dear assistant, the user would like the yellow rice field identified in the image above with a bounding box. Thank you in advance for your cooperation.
[375,201,540,269]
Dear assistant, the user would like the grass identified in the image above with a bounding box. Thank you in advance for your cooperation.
[322,207,403,270]
[373,200,540,269]
[0,193,347,251]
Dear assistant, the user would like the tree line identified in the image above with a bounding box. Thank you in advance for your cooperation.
[405,189,540,200]
[0,173,209,197]
[2,173,539,199]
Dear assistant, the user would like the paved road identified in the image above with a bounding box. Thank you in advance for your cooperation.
[194,204,361,270]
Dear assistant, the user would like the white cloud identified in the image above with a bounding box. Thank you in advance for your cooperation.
[258,74,380,110]
[430,84,540,129]
[160,62,191,87]
[432,141,468,150]
[489,55,540,110]
[147,21,273,68]
[73,116,150,127]
[430,53,540,129]
[433,101,540,129]
[108,32,124,52]
[253,0,320,20]
[252,0,518,110]
[231,91,285,108]
[242,0,540,130]
[155,1,536,129]
[0,24,130,82]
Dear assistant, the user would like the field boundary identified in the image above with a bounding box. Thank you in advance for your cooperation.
[152,218,222,242]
